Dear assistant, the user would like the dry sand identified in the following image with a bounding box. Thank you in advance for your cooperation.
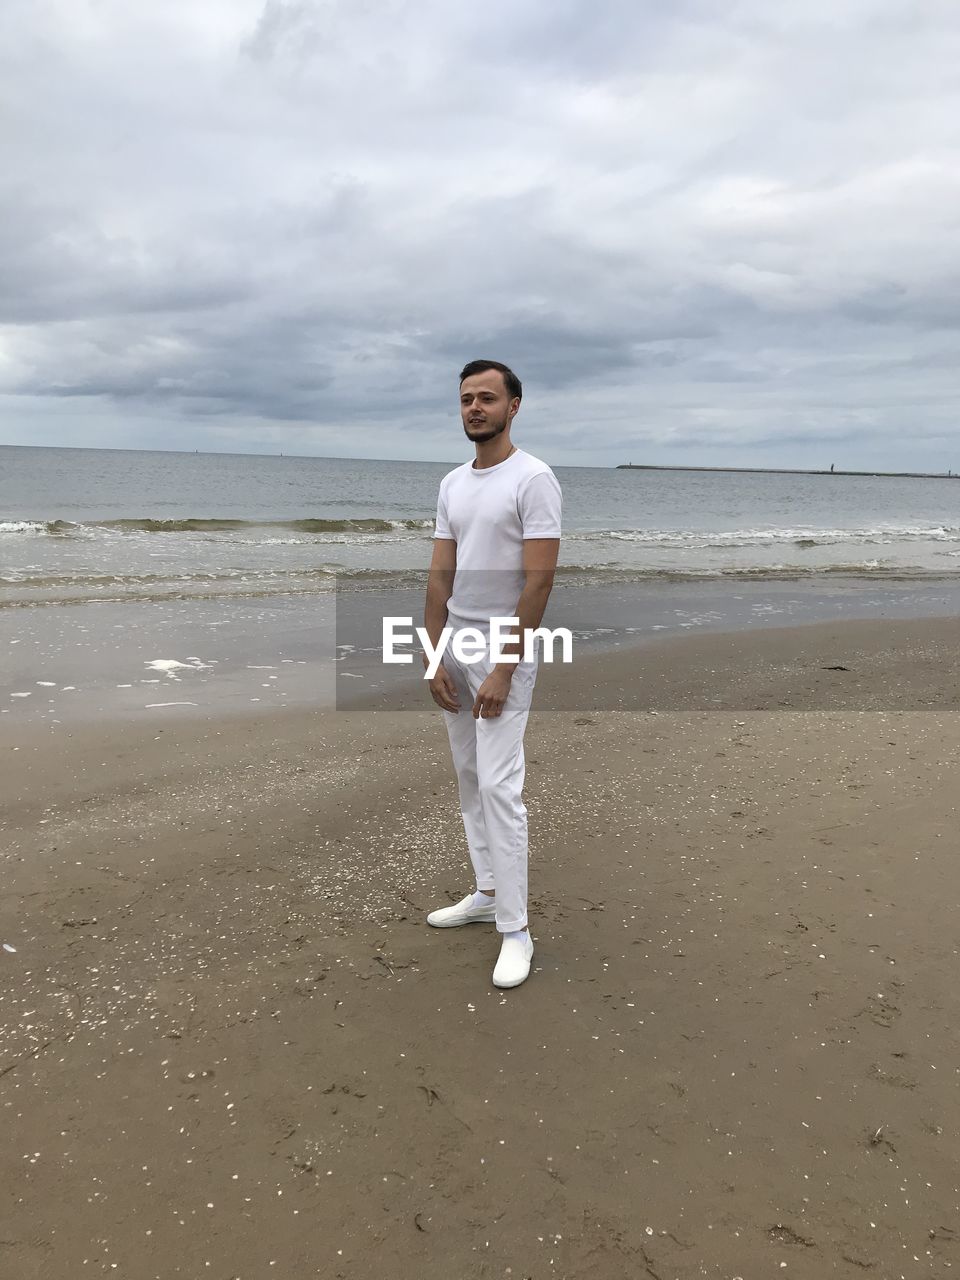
[1,616,959,1279]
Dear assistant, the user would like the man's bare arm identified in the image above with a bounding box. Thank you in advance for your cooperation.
[493,537,560,673]
[423,537,460,710]
[424,536,456,655]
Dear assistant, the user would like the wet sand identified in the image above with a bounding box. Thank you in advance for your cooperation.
[1,616,959,1278]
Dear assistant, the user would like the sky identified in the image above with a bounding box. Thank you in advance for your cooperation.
[2,0,960,469]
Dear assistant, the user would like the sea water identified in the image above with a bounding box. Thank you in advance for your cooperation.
[2,445,958,721]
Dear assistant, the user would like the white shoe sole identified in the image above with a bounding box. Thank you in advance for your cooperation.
[426,902,497,928]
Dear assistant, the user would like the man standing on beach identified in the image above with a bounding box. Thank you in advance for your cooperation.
[423,360,562,988]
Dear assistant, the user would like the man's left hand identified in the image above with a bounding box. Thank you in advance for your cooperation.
[473,667,514,719]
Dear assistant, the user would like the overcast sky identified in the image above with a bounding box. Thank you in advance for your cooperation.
[2,0,959,468]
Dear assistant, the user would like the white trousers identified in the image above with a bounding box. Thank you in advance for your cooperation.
[440,643,539,933]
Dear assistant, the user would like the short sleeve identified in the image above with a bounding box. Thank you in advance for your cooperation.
[519,469,562,539]
[434,481,454,539]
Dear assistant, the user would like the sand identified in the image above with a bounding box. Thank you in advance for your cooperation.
[1,616,959,1279]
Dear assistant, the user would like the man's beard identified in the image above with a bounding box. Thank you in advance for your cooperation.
[463,414,508,443]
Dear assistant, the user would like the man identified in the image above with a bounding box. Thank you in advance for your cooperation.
[422,359,562,989]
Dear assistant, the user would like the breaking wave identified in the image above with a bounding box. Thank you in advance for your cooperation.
[0,516,436,536]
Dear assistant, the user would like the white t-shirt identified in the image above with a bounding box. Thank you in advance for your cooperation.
[434,447,562,627]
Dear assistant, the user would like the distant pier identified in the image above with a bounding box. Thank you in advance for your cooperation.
[616,464,958,480]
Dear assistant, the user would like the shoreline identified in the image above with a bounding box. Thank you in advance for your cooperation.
[4,576,959,726]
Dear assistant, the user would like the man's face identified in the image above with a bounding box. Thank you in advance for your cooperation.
[460,370,519,444]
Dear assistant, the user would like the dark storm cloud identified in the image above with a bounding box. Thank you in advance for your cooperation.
[1,0,959,465]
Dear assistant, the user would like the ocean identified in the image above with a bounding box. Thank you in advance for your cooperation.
[2,445,959,721]
[3,444,960,607]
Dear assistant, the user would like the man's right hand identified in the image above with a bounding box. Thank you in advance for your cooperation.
[425,658,460,712]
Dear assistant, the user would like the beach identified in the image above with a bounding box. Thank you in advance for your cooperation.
[2,614,959,1279]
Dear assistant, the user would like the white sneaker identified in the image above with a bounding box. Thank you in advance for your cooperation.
[427,893,497,928]
[492,932,534,988]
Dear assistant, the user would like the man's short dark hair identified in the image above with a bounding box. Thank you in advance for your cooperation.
[459,359,522,402]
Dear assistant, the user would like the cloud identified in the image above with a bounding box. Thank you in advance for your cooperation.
[1,0,959,466]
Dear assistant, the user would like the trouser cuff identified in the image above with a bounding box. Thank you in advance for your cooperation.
[496,916,528,933]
